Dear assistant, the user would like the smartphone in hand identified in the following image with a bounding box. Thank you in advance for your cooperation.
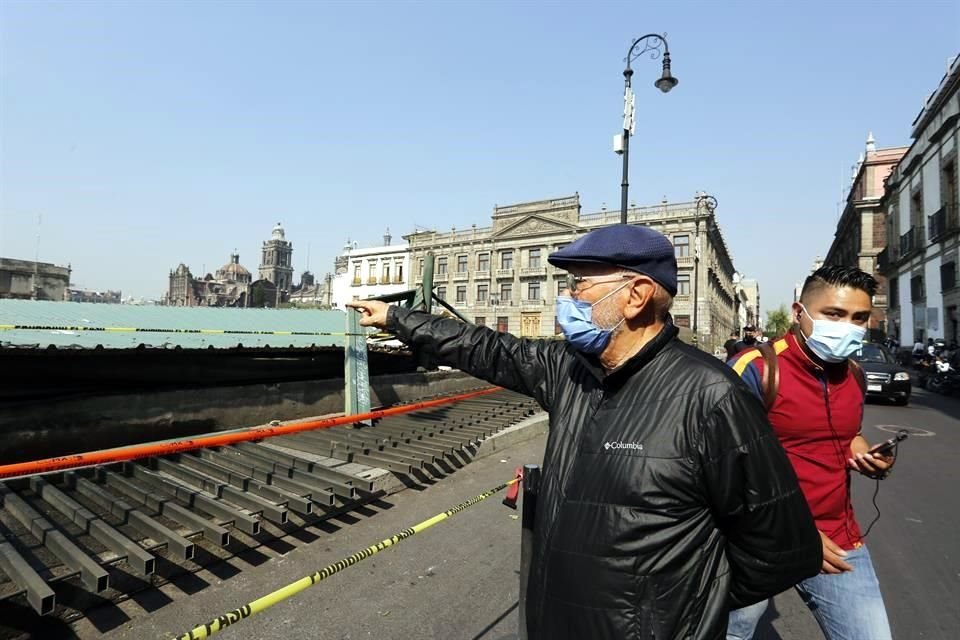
[868,432,909,456]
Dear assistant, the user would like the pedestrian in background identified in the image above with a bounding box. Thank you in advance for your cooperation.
[727,265,895,640]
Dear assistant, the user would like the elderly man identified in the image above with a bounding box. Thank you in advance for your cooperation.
[348,224,820,640]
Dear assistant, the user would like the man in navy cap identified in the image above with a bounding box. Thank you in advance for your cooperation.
[348,223,820,640]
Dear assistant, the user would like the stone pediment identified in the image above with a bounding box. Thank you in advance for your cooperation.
[492,215,580,239]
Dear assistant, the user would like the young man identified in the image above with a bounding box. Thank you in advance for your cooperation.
[733,325,758,355]
[727,265,895,640]
[349,224,821,640]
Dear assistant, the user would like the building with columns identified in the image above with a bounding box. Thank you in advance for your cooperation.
[403,193,742,354]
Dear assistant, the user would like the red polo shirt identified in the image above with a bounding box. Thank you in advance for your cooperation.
[731,331,864,550]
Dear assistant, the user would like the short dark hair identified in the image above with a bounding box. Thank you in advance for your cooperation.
[801,265,877,300]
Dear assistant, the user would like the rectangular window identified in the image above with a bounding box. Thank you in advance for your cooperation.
[674,235,690,258]
[383,264,390,281]
[353,263,361,279]
[437,256,448,274]
[477,283,489,302]
[501,250,513,270]
[528,281,541,300]
[457,254,468,272]
[497,316,509,332]
[942,262,957,292]
[674,315,691,328]
[528,248,542,268]
[888,278,898,309]
[368,263,376,279]
[501,282,513,302]
[396,264,404,282]
[910,275,924,302]
[417,259,424,276]
[557,279,566,297]
[475,316,486,326]
[437,286,447,300]
[478,253,490,271]
[456,285,467,303]
[677,273,691,296]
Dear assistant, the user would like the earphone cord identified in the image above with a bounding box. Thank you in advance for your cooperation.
[861,440,901,539]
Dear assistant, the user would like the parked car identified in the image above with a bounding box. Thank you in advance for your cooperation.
[851,343,911,405]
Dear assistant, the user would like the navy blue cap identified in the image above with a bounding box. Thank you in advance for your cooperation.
[548,224,678,295]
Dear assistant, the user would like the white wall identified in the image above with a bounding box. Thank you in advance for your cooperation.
[924,256,943,339]
[899,271,912,343]
[922,154,941,217]
[898,185,911,231]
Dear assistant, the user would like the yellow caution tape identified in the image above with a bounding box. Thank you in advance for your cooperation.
[173,477,519,640]
[0,324,365,337]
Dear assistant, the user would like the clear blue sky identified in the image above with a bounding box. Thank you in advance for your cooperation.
[1,1,957,313]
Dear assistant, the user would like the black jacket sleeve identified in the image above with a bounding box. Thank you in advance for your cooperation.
[698,386,822,609]
[387,306,565,412]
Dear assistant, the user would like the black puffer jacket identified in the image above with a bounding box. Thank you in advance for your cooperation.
[389,308,821,640]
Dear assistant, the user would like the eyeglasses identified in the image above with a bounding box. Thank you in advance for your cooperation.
[564,273,636,295]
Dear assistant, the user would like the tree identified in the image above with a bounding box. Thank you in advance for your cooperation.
[765,305,793,338]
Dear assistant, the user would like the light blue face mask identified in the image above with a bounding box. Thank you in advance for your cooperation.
[799,304,867,363]
[556,282,629,354]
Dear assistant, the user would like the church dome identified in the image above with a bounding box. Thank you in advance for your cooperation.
[271,222,285,240]
[217,253,251,282]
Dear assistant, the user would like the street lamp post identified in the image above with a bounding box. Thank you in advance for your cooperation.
[692,192,718,348]
[618,34,678,224]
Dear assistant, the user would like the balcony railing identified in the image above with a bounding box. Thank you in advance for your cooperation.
[433,272,449,282]
[929,204,960,242]
[521,298,546,308]
[877,247,891,272]
[453,271,469,281]
[351,278,361,286]
[519,266,547,278]
[929,208,947,241]
[367,277,378,285]
[474,270,491,280]
[676,255,694,267]
[899,226,923,257]
[496,268,515,279]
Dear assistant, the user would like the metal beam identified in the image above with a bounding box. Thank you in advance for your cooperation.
[0,483,109,593]
[126,464,261,536]
[198,449,332,508]
[177,454,313,516]
[153,459,287,525]
[66,473,194,561]
[29,477,155,576]
[98,469,231,546]
[0,531,55,615]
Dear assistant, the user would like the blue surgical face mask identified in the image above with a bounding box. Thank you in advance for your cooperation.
[799,304,867,363]
[556,282,629,354]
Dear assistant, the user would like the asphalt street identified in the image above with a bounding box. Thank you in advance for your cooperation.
[10,387,958,639]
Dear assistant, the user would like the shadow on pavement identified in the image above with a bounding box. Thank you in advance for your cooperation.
[470,600,519,640]
[752,598,786,640]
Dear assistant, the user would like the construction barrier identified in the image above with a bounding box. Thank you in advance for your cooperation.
[0,387,501,480]
[174,476,521,640]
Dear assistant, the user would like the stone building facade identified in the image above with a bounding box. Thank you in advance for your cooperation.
[0,257,71,301]
[165,253,253,307]
[825,134,908,335]
[403,194,741,353]
[879,55,960,344]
